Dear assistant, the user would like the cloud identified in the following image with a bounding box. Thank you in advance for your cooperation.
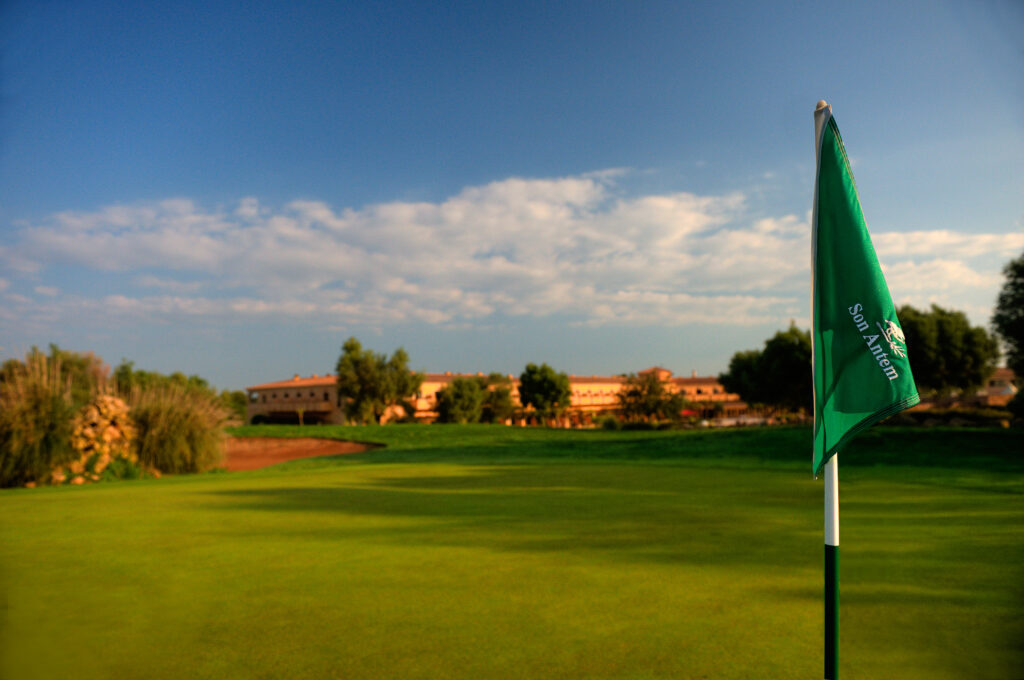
[873,230,1024,259]
[2,173,1016,335]
[882,259,1001,293]
[134,275,205,293]
[34,286,59,297]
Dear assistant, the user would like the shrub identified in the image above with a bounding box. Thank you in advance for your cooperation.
[884,407,1013,428]
[622,421,659,431]
[1008,393,1023,425]
[0,353,78,487]
[129,384,228,473]
[598,415,622,431]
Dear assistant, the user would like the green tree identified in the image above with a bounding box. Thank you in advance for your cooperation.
[481,373,516,424]
[992,250,1024,379]
[618,372,688,422]
[518,363,571,423]
[335,337,424,424]
[113,360,215,398]
[218,390,248,422]
[435,377,486,424]
[897,304,999,397]
[720,324,812,413]
[718,350,763,404]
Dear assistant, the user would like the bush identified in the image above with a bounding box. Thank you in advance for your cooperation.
[1008,393,1023,425]
[129,384,229,473]
[598,415,622,431]
[622,421,659,431]
[884,407,1013,428]
[0,353,78,487]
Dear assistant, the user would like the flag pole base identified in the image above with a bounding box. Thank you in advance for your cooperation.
[825,543,839,679]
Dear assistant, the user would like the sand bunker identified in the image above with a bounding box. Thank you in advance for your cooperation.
[223,437,376,471]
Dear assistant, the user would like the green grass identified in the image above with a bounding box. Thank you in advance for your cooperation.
[1,425,1021,679]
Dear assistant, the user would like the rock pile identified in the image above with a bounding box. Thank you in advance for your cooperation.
[53,395,151,484]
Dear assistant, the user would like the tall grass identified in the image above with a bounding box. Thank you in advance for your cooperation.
[0,353,77,487]
[129,383,228,473]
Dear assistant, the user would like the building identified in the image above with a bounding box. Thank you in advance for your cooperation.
[245,367,744,425]
[245,374,340,425]
[973,367,1018,408]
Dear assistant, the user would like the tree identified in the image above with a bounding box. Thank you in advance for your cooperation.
[718,350,763,404]
[435,377,486,424]
[335,337,424,424]
[897,304,999,397]
[719,324,812,413]
[518,363,571,422]
[218,390,248,422]
[113,360,215,398]
[992,250,1024,379]
[617,371,688,422]
[480,373,515,424]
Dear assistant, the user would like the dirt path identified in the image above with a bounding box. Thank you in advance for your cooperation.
[223,437,377,471]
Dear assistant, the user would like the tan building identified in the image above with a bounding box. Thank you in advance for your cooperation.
[246,366,743,425]
[973,367,1018,408]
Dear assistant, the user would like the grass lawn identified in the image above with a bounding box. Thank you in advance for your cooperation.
[1,425,1021,679]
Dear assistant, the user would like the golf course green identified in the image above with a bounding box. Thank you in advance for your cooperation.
[1,425,1021,679]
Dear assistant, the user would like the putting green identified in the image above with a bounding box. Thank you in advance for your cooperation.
[1,427,1021,679]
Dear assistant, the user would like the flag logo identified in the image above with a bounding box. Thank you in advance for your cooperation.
[877,320,907,357]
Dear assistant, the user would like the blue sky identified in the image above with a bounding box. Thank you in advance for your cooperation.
[1,0,1021,390]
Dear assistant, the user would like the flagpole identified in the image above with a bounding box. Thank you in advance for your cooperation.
[824,454,839,679]
[812,97,921,679]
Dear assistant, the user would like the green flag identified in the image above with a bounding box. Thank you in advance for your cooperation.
[812,103,920,476]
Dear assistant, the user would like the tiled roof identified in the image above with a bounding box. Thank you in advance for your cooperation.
[247,374,337,391]
[671,376,723,386]
[568,375,627,384]
[421,372,497,383]
[991,367,1017,382]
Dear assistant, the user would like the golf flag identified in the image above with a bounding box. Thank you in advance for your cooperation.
[812,102,920,477]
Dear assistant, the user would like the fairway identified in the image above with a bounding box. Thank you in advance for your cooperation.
[1,426,1021,679]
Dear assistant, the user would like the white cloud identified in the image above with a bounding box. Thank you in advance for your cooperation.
[134,275,205,293]
[235,197,262,220]
[873,230,1024,259]
[34,286,59,296]
[2,172,1016,334]
[882,259,1001,293]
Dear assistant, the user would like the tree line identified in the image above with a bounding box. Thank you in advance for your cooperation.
[719,249,1023,417]
[334,339,703,426]
[334,339,578,425]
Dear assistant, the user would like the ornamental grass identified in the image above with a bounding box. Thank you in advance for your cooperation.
[0,353,78,487]
[129,383,228,474]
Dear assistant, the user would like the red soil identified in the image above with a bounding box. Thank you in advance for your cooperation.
[223,437,376,471]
